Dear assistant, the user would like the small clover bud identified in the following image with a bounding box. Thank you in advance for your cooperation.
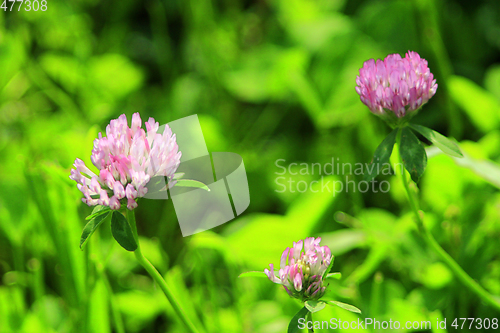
[264,237,332,302]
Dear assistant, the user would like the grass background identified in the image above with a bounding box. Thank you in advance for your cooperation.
[1,0,500,332]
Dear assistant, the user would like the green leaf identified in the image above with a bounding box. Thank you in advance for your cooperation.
[85,205,111,220]
[304,300,326,313]
[325,272,342,280]
[80,211,111,250]
[288,306,309,333]
[400,127,427,183]
[409,124,463,158]
[111,211,138,252]
[327,300,361,314]
[174,179,210,191]
[238,271,267,278]
[364,128,398,181]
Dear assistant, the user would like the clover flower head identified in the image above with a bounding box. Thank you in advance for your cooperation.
[264,237,332,301]
[70,113,182,210]
[355,51,437,123]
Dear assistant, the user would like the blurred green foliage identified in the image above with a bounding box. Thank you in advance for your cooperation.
[1,0,500,332]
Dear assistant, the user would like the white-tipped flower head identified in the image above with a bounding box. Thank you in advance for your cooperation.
[70,113,181,210]
[264,237,332,301]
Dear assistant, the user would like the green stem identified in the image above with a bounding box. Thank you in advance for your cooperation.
[126,210,201,333]
[306,311,314,333]
[396,127,500,312]
[396,128,425,234]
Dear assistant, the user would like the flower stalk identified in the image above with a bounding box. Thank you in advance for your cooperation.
[126,210,201,333]
[356,51,499,311]
[306,311,314,333]
[71,113,204,330]
[396,127,500,312]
